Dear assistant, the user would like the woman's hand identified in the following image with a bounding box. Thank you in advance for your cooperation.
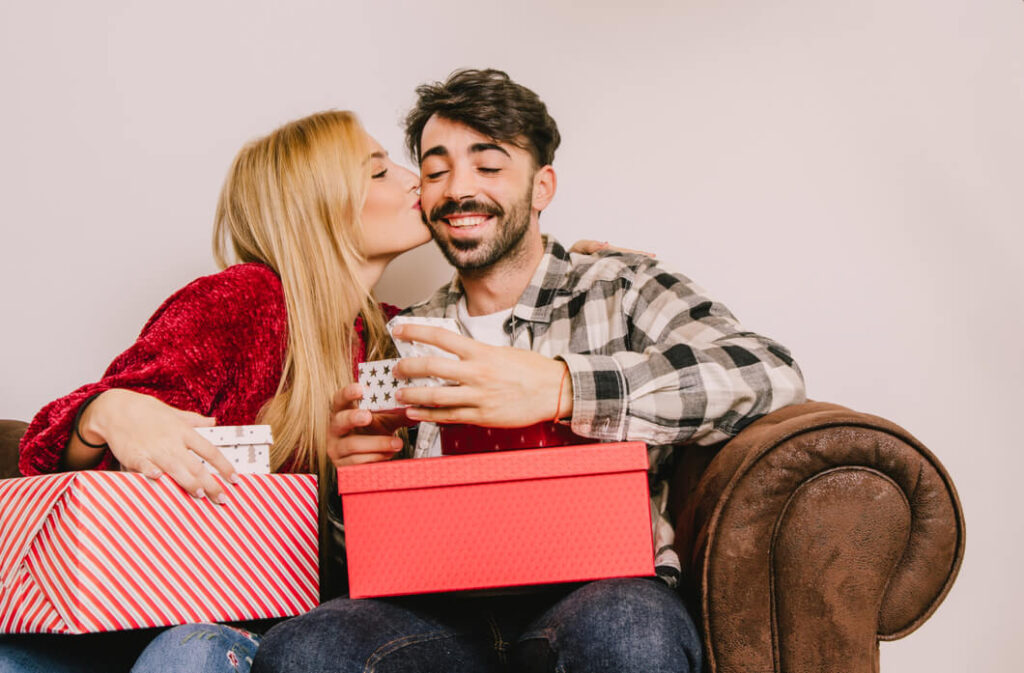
[569,239,655,257]
[390,324,574,427]
[68,389,236,504]
[327,384,413,467]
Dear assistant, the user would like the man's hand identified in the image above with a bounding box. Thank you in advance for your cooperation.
[391,324,574,427]
[327,384,413,467]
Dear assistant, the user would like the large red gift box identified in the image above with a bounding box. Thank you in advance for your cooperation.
[0,471,318,634]
[336,442,655,599]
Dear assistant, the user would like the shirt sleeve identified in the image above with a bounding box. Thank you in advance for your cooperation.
[18,264,285,476]
[380,303,403,320]
[559,259,806,446]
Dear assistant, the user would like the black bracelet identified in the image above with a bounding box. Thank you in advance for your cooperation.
[72,392,110,450]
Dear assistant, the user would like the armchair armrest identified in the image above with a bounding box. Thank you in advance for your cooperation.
[673,402,965,673]
[1,419,28,479]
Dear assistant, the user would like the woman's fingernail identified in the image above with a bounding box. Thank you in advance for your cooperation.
[215,493,228,505]
[147,470,163,480]
[391,438,404,450]
[228,473,241,485]
[194,488,206,499]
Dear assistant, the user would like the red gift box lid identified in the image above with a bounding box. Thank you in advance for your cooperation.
[337,442,648,494]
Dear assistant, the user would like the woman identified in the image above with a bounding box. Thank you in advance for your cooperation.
[3,109,428,673]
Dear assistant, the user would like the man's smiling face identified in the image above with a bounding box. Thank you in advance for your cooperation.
[418,115,538,271]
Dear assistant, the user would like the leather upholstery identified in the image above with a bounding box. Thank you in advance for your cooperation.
[672,402,965,672]
[0,420,26,479]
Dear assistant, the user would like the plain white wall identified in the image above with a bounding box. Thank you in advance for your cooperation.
[1,0,1021,669]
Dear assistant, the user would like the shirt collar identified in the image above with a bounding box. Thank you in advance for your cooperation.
[511,235,571,325]
[437,235,571,325]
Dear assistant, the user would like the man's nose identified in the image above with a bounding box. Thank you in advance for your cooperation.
[443,166,476,201]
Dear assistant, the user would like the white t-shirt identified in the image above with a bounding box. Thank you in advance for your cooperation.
[456,296,513,348]
[422,297,513,457]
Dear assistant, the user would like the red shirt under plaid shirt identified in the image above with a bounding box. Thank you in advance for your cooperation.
[407,236,806,586]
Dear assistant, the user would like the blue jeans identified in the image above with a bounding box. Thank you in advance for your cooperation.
[0,623,260,673]
[252,578,703,673]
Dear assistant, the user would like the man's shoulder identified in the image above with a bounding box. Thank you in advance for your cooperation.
[544,246,708,321]
[562,248,677,291]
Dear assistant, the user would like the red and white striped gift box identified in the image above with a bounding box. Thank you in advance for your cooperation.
[0,471,318,634]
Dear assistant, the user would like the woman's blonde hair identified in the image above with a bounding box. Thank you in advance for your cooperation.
[213,110,394,476]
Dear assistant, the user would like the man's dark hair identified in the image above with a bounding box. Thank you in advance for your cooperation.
[405,68,561,168]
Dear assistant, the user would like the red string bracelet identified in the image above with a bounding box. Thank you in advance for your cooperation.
[553,365,570,421]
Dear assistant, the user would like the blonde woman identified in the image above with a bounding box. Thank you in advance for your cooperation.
[4,110,428,673]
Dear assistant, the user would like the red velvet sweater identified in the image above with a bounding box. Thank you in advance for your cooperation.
[19,263,395,476]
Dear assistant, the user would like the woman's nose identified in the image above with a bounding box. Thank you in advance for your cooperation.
[400,166,419,191]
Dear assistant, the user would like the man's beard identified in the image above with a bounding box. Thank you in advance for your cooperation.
[425,190,532,272]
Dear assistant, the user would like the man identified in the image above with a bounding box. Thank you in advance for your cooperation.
[253,69,805,673]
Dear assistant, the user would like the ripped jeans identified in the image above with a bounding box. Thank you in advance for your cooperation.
[0,623,260,673]
[252,578,703,673]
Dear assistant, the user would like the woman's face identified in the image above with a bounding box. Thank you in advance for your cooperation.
[361,137,431,261]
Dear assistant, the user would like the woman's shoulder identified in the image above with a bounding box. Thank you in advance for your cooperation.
[141,263,285,333]
[187,262,282,301]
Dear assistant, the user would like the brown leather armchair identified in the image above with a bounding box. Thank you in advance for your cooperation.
[0,420,25,481]
[0,402,964,673]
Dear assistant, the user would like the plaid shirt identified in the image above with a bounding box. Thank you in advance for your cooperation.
[405,236,806,586]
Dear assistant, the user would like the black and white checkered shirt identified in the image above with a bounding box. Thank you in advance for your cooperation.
[406,236,806,585]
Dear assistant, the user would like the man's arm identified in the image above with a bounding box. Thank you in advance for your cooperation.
[369,259,804,448]
[560,260,805,446]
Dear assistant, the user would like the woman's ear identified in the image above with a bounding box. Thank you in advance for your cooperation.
[532,166,557,212]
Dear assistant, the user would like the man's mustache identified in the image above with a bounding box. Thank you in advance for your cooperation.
[428,199,504,223]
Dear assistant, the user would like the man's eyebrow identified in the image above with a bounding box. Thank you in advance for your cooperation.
[420,146,448,162]
[420,143,511,162]
[470,143,510,158]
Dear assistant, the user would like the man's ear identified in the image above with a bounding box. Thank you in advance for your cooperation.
[532,166,557,212]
